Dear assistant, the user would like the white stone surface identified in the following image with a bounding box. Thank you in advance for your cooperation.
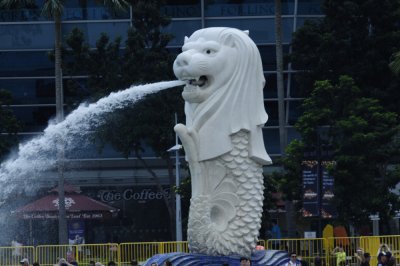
[173,27,272,257]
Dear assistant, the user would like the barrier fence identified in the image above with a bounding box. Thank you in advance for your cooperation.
[0,236,399,266]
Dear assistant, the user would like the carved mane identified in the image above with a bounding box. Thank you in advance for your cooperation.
[184,27,272,165]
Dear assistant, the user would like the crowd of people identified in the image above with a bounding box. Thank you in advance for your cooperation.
[15,243,398,266]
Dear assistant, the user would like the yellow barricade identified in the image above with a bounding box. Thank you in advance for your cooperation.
[0,236,399,265]
[327,237,361,266]
[361,235,400,266]
[76,243,119,265]
[0,246,35,266]
[161,241,189,254]
[36,245,77,266]
[267,238,326,265]
[119,242,162,264]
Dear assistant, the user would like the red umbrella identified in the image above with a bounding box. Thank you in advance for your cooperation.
[14,191,118,220]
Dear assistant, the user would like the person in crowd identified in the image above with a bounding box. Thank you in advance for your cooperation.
[331,246,346,266]
[377,244,391,256]
[314,255,323,266]
[377,251,396,266]
[240,257,251,266]
[287,252,301,266]
[163,260,172,266]
[270,220,282,249]
[355,248,365,266]
[150,263,158,266]
[107,261,116,266]
[95,262,104,266]
[298,256,308,266]
[20,258,29,266]
[361,253,371,266]
[57,258,72,266]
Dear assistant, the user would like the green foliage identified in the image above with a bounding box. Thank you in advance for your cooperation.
[281,76,400,226]
[0,89,22,159]
[276,140,306,202]
[290,0,400,114]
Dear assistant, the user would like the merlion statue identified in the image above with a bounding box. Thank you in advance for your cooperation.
[173,27,272,257]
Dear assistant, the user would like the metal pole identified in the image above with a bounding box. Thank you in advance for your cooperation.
[174,113,183,242]
[317,132,322,238]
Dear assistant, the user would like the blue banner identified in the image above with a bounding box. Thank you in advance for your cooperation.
[302,160,319,217]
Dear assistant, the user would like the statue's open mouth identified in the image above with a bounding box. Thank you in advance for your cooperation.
[183,76,208,88]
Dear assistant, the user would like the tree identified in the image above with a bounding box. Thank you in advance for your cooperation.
[290,0,400,114]
[0,0,129,244]
[280,76,400,230]
[0,89,21,160]
[63,0,183,240]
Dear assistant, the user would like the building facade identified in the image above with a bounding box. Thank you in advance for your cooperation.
[0,0,323,243]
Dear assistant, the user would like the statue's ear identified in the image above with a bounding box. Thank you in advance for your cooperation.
[223,34,236,48]
[243,30,249,35]
[184,36,189,44]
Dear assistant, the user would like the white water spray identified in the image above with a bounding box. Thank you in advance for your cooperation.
[0,80,184,200]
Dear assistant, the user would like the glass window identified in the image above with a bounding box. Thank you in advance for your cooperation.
[63,22,130,47]
[0,8,46,22]
[12,106,56,132]
[162,20,202,46]
[262,128,280,155]
[0,79,55,105]
[0,24,55,49]
[63,7,129,20]
[66,142,132,159]
[287,99,304,125]
[259,45,290,71]
[264,73,292,98]
[162,0,201,18]
[205,18,294,43]
[0,51,54,77]
[298,0,323,15]
[264,100,278,126]
[288,74,308,97]
[205,0,295,17]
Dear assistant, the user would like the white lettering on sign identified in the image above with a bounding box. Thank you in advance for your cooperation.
[98,188,171,203]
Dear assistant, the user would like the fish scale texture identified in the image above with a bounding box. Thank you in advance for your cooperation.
[187,131,264,257]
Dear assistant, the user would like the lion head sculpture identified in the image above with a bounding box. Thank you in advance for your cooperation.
[173,27,271,165]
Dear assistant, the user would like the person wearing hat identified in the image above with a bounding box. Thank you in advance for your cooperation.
[20,258,29,266]
[378,251,396,266]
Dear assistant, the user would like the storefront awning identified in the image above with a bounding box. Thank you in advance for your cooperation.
[13,194,118,220]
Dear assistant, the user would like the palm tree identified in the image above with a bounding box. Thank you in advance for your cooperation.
[0,0,129,244]
[275,0,297,238]
[274,0,287,155]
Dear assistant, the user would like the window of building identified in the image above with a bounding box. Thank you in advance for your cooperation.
[204,0,296,17]
[205,18,294,43]
[0,79,55,105]
[0,51,54,77]
[162,0,201,18]
[12,106,56,132]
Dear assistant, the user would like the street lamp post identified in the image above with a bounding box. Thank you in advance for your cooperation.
[168,113,183,242]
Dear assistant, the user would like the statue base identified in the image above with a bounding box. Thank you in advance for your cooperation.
[142,249,289,266]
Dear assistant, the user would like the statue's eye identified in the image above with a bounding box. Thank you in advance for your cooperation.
[206,50,211,54]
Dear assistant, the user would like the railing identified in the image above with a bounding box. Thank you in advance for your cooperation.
[0,236,399,266]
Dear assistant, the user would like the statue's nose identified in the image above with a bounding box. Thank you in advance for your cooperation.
[175,52,191,67]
